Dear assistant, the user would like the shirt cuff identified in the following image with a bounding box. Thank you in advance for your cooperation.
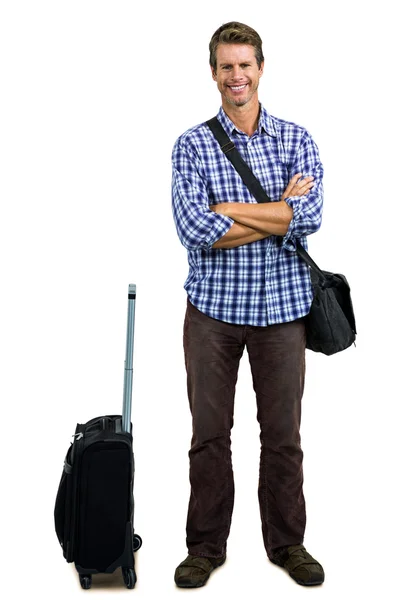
[204,214,234,249]
[282,196,302,251]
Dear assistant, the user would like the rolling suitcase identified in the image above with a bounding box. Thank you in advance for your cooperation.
[54,284,142,589]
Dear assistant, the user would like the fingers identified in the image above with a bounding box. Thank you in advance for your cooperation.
[282,173,315,199]
[296,176,315,196]
[283,173,302,197]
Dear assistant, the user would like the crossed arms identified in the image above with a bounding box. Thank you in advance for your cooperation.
[172,129,324,253]
[211,174,314,249]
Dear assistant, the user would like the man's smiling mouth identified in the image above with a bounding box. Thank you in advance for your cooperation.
[228,84,247,91]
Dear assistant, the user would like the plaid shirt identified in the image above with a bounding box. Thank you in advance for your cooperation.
[172,105,324,326]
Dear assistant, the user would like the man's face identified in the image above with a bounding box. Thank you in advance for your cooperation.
[211,43,264,108]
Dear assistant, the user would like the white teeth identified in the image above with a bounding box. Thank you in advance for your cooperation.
[230,85,246,91]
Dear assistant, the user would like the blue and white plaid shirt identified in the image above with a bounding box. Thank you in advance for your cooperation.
[172,105,324,326]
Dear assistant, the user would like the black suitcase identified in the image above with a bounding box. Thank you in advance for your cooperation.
[54,284,142,589]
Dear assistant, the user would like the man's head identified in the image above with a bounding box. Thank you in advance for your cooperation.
[209,22,264,109]
[209,22,264,72]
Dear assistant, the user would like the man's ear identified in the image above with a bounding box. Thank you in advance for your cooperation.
[259,61,264,77]
[210,65,217,81]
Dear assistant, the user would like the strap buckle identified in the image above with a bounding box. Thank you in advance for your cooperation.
[221,141,235,154]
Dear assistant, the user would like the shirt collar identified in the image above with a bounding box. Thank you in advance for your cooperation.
[217,104,277,138]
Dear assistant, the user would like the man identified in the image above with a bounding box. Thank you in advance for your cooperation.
[171,21,324,588]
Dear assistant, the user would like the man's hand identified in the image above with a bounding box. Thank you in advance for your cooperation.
[281,173,314,201]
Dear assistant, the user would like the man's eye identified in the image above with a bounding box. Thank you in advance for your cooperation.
[222,65,231,70]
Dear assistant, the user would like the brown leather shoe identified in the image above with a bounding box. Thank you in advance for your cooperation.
[174,554,226,588]
[270,544,325,586]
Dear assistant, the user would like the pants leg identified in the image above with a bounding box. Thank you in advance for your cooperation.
[183,301,244,557]
[245,318,307,558]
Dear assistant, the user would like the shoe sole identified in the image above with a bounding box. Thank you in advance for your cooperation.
[289,574,324,586]
[175,577,210,589]
[269,558,324,586]
[175,556,226,588]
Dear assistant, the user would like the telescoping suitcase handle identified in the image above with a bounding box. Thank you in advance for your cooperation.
[122,284,136,433]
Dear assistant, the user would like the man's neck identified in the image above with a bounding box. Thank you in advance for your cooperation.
[221,97,261,136]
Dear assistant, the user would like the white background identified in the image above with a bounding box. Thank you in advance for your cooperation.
[1,0,399,598]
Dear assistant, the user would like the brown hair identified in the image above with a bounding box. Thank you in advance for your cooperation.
[209,22,264,72]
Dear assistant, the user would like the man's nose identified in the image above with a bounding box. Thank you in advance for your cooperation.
[231,66,244,79]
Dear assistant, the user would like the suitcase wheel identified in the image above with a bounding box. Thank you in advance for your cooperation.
[122,567,136,589]
[79,574,92,590]
[133,534,142,552]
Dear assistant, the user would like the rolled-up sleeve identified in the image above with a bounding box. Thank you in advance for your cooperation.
[282,131,324,251]
[172,140,234,251]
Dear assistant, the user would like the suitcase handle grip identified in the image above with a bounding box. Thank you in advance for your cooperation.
[128,283,136,299]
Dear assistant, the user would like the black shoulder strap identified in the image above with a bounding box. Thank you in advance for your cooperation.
[206,116,324,278]
[206,117,271,204]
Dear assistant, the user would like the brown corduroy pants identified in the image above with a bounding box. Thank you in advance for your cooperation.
[183,300,307,559]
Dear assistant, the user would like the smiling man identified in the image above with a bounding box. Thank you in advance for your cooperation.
[172,22,325,588]
[214,44,260,108]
